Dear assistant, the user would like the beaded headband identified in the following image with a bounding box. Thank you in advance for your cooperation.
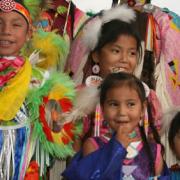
[0,0,31,24]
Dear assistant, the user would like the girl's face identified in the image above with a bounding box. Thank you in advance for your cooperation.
[102,85,145,132]
[0,11,30,56]
[93,35,138,78]
[174,131,180,160]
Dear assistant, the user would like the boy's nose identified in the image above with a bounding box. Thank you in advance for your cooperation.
[1,24,11,35]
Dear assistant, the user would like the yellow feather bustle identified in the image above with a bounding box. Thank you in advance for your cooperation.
[30,30,69,70]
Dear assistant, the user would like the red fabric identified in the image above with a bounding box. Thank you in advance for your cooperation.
[61,122,75,144]
[0,57,24,87]
[59,98,72,112]
[24,161,39,180]
[39,97,54,142]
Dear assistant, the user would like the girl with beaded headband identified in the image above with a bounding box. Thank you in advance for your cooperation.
[64,4,162,153]
[0,0,80,179]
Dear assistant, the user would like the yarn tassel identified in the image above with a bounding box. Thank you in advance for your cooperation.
[94,104,103,137]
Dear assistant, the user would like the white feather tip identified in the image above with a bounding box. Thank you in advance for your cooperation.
[62,86,100,122]
[102,4,136,23]
[83,17,103,51]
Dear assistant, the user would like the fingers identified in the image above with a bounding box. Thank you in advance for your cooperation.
[116,125,139,148]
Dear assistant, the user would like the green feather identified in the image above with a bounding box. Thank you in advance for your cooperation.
[27,72,81,158]
[23,0,42,21]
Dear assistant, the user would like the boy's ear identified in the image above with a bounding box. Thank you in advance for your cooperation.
[91,51,99,63]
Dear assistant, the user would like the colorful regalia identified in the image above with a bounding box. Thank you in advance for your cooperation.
[0,0,82,179]
[62,135,170,180]
[0,55,81,179]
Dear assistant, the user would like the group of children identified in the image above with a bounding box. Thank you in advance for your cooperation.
[0,0,179,180]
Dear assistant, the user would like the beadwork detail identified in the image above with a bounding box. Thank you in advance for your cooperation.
[0,0,16,12]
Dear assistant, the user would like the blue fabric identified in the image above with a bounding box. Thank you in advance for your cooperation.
[62,136,171,180]
[62,136,126,180]
[13,127,26,180]
[0,130,3,152]
[170,171,180,180]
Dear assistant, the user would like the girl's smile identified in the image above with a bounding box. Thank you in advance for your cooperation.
[92,35,138,78]
[103,85,145,132]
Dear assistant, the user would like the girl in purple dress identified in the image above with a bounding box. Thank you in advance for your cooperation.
[63,72,169,180]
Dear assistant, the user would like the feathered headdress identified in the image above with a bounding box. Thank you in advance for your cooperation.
[28,29,68,70]
[83,4,136,51]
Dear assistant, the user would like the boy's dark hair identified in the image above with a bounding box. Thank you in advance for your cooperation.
[100,72,161,176]
[168,112,180,152]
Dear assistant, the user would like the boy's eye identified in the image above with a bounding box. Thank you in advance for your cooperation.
[13,24,22,27]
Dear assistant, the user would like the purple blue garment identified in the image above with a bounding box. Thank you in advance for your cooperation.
[62,136,170,180]
[169,171,180,180]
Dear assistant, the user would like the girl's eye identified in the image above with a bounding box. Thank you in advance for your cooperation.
[109,102,118,107]
[111,49,120,54]
[127,102,135,108]
[129,51,137,56]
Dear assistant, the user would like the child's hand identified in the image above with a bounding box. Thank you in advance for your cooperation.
[115,124,137,148]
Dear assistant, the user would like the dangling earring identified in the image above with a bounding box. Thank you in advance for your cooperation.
[85,63,102,87]
[92,63,100,75]
[139,118,143,127]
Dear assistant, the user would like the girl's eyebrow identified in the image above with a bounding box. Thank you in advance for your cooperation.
[112,44,137,50]
[106,99,117,102]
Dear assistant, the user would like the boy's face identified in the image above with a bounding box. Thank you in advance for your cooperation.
[0,11,30,56]
[174,131,180,160]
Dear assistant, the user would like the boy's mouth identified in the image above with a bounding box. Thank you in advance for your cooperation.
[0,40,13,46]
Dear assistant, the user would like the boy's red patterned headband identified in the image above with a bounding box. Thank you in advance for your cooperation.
[0,0,31,24]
